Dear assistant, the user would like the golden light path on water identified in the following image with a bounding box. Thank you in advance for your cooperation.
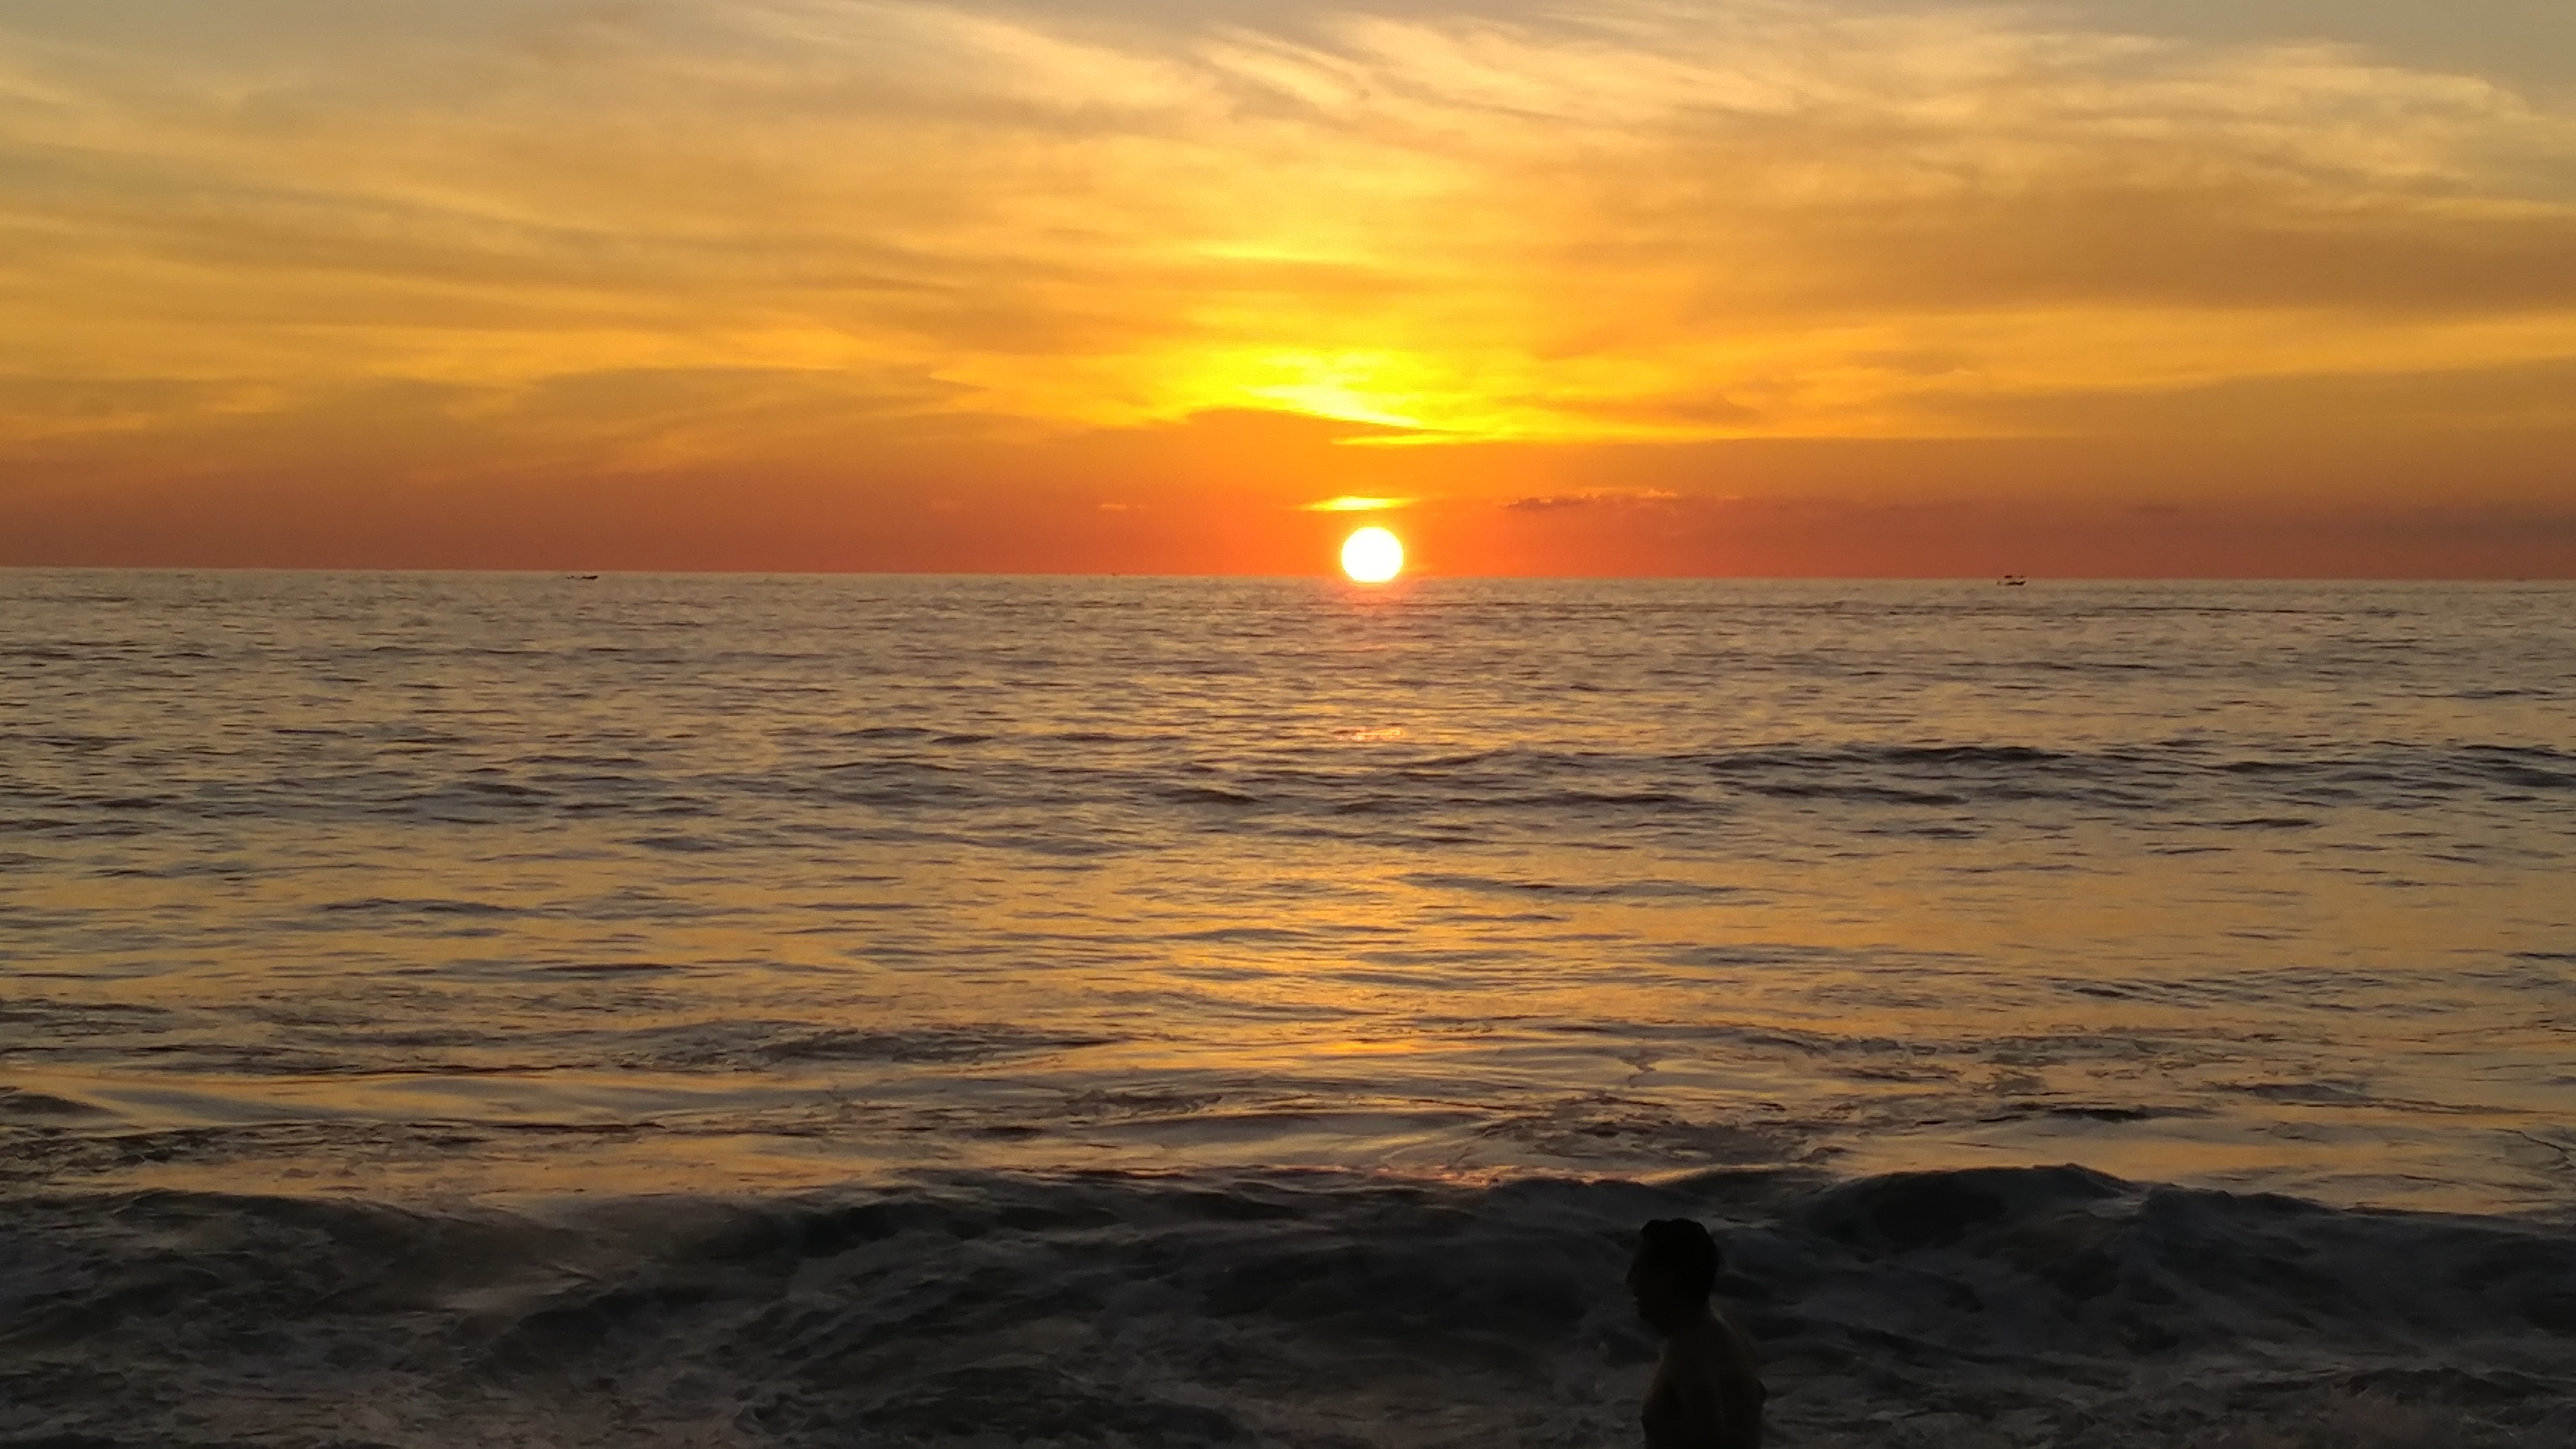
[3,574,2574,1213]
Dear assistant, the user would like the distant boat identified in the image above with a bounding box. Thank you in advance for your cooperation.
[571,574,601,581]
[1998,574,2028,586]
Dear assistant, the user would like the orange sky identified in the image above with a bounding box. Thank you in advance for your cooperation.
[3,0,2573,575]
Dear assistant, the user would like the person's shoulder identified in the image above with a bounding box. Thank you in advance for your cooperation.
[1703,1312,1765,1387]
[1708,1302,1756,1343]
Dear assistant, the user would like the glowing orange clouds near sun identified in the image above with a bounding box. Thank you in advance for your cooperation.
[0,3,2571,576]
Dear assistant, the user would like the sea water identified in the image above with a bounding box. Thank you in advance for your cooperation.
[4,571,2574,1447]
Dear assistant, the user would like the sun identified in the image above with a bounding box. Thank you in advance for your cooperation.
[1340,526,1404,583]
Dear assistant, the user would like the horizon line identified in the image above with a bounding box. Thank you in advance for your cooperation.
[6,565,2570,583]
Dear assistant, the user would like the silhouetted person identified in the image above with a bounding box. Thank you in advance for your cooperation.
[1628,1218,1765,1449]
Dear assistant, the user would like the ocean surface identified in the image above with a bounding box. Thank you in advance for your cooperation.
[5,570,2574,1447]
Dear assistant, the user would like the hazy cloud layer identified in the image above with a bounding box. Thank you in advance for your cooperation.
[2,0,2572,511]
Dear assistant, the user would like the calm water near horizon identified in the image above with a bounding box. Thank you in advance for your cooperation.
[6,570,2571,1213]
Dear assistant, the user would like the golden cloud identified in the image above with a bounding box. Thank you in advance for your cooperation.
[0,0,2571,485]
[1299,495,1417,511]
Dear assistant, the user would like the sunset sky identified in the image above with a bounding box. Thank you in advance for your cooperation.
[3,0,2572,575]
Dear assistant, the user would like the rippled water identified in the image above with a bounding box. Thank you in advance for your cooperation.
[5,571,2574,1211]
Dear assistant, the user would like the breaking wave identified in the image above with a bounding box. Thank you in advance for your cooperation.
[6,1166,2574,1447]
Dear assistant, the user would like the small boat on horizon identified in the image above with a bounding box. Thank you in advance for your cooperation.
[1998,574,2028,586]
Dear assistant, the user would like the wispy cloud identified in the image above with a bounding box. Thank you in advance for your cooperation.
[0,0,2570,487]
[1502,489,1679,511]
[1300,494,1417,511]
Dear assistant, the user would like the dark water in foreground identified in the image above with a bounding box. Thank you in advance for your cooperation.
[7,1166,2576,1447]
[4,571,2574,1445]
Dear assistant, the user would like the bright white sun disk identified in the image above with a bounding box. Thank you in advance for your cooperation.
[1341,526,1404,583]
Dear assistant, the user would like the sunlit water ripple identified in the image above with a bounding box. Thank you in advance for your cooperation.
[4,571,2573,1212]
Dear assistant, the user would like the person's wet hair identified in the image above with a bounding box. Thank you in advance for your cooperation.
[1637,1218,1720,1301]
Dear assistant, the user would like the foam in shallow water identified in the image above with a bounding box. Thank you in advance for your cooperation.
[5,1166,2574,1447]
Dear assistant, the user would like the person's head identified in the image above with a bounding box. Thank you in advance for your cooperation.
[1627,1218,1720,1333]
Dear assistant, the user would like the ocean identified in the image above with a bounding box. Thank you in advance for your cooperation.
[4,570,2573,1447]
